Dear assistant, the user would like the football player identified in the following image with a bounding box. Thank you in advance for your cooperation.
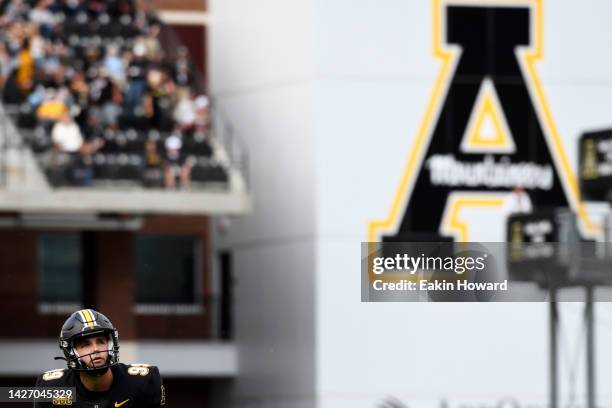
[34,309,166,407]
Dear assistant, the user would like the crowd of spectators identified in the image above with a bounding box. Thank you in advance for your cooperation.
[0,0,223,189]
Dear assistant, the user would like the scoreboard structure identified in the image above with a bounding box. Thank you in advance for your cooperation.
[580,129,612,203]
[502,129,612,408]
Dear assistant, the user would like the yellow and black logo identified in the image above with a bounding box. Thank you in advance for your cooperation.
[581,139,598,180]
[369,0,599,242]
[510,221,524,261]
[52,396,73,406]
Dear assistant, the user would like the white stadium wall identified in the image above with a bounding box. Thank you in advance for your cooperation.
[211,0,612,407]
[210,0,317,407]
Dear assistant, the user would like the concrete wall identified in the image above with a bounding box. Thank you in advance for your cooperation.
[210,0,317,406]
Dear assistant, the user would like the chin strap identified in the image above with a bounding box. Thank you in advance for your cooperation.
[82,366,110,378]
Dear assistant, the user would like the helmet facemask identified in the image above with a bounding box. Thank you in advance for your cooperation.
[61,328,120,376]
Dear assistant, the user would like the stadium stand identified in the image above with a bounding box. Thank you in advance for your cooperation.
[0,0,227,189]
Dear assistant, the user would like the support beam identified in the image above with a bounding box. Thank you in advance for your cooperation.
[549,287,558,408]
[586,286,596,408]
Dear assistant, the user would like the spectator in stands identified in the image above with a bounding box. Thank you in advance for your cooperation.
[102,81,123,127]
[147,67,175,129]
[1,0,28,24]
[135,23,162,60]
[37,87,69,121]
[27,84,45,108]
[79,108,104,141]
[39,40,61,77]
[163,133,192,189]
[173,87,196,130]
[89,68,110,104]
[0,43,12,89]
[52,111,83,152]
[29,0,55,38]
[172,46,192,88]
[145,138,162,168]
[51,64,69,89]
[69,70,90,109]
[104,45,125,83]
[142,91,154,120]
[51,111,105,186]
[86,0,107,17]
[124,42,148,114]
[83,46,102,76]
[2,74,23,105]
[142,137,163,187]
[146,67,163,93]
[194,95,210,130]
[16,38,34,95]
[26,23,46,70]
[2,22,22,57]
[59,0,86,17]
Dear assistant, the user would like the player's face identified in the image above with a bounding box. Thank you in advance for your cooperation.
[73,335,110,368]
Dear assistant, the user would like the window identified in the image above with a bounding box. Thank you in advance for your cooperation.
[39,233,82,312]
[135,235,201,311]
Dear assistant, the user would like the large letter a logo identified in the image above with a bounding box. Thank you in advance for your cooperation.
[369,0,599,242]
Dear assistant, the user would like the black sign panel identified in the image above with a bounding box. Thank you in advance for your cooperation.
[579,129,612,202]
[506,210,572,286]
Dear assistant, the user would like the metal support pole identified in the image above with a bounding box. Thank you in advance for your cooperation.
[586,286,596,408]
[549,287,558,408]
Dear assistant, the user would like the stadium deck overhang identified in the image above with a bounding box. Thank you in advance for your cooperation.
[0,189,251,216]
[0,340,237,378]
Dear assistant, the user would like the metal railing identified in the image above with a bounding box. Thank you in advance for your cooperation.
[209,100,250,190]
[0,104,28,189]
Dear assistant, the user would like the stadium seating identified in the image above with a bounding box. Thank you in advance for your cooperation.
[0,0,228,189]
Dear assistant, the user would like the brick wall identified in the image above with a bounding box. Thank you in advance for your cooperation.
[0,215,212,340]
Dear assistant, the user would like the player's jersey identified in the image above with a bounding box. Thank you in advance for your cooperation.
[34,363,165,408]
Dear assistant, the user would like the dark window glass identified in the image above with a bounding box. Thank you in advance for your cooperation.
[39,233,81,303]
[136,235,198,304]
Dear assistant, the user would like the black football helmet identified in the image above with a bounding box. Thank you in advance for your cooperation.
[59,309,120,375]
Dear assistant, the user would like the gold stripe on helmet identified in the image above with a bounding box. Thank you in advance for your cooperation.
[80,309,95,328]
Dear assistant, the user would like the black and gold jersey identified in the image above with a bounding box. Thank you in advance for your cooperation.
[34,363,165,408]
